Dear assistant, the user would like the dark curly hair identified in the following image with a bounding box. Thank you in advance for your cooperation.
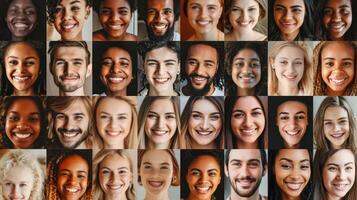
[47,0,92,24]
[138,0,180,22]
[93,0,137,14]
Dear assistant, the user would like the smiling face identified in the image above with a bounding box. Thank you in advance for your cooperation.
[5,0,37,41]
[2,165,34,200]
[57,155,89,200]
[100,47,132,95]
[320,42,355,96]
[323,0,352,40]
[186,155,221,200]
[232,48,261,90]
[139,150,174,196]
[272,46,304,89]
[96,98,132,148]
[273,0,305,39]
[229,0,260,32]
[5,98,41,149]
[98,153,132,199]
[188,99,222,148]
[323,106,350,149]
[4,42,40,95]
[98,0,131,39]
[276,101,308,148]
[187,0,223,34]
[144,99,177,148]
[146,0,175,39]
[231,97,265,147]
[53,0,90,41]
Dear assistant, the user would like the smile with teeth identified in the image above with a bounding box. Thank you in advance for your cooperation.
[61,23,77,31]
[107,184,124,190]
[330,132,345,138]
[196,20,211,26]
[62,132,79,138]
[329,76,347,86]
[283,74,297,80]
[152,23,168,31]
[285,129,301,136]
[194,185,211,193]
[237,179,254,187]
[153,77,170,84]
[13,132,32,139]
[191,76,207,85]
[239,75,255,82]
[332,183,349,190]
[13,22,29,29]
[105,130,123,137]
[65,187,80,193]
[240,128,257,136]
[148,180,164,187]
[151,129,169,136]
[285,181,303,190]
[195,130,212,136]
[108,24,124,30]
[13,76,31,81]
[238,20,251,27]
[329,23,345,32]
[61,76,79,81]
[108,77,125,83]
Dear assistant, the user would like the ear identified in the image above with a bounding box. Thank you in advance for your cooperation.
[270,58,275,69]
[86,63,92,78]
[224,164,229,177]
[85,6,91,19]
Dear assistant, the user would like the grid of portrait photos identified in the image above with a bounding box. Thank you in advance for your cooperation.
[0,0,357,200]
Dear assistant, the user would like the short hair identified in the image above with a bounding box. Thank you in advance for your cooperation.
[138,40,180,61]
[93,150,135,200]
[314,96,357,150]
[47,0,92,24]
[93,0,137,14]
[225,149,267,167]
[138,0,180,22]
[0,150,44,200]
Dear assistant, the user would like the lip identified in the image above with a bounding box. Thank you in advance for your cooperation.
[61,131,80,139]
[195,130,212,136]
[148,180,164,188]
[285,181,303,191]
[108,24,125,30]
[151,129,169,136]
[329,22,346,33]
[12,131,33,140]
[284,129,301,136]
[64,186,80,193]
[151,23,168,32]
[239,128,257,136]
[191,76,207,85]
[105,130,123,137]
[194,185,212,194]
[12,75,31,82]
[283,74,298,81]
[332,183,350,191]
[196,19,211,26]
[61,75,79,81]
[279,21,297,29]
[153,77,170,84]
[329,76,348,86]
[107,184,124,190]
[108,76,125,83]
[237,20,252,27]
[61,23,78,32]
[237,179,254,187]
[238,75,255,83]
[330,132,345,138]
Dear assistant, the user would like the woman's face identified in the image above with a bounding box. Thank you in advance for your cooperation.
[272,46,304,89]
[98,153,132,198]
[231,48,261,90]
[273,0,305,37]
[2,165,34,200]
[186,155,221,200]
[188,99,222,147]
[96,98,132,147]
[53,0,90,40]
[187,0,223,34]
[321,42,355,95]
[57,155,89,200]
[231,96,265,145]
[98,0,132,39]
[323,0,352,40]
[139,150,174,196]
[5,98,41,149]
[229,0,260,32]
[323,106,350,149]
[5,0,37,40]
[4,42,40,94]
[323,149,356,199]
[144,99,177,147]
[100,47,133,94]
[274,149,311,199]
[276,101,308,148]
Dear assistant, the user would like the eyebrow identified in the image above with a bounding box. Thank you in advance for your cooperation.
[326,5,351,9]
[101,166,129,170]
[274,4,303,9]
[60,169,88,174]
[192,111,220,115]
[324,117,348,121]
[327,162,354,167]
[148,111,176,115]
[230,159,261,164]
[323,57,354,61]
[73,113,86,117]
[234,57,260,62]
[233,107,262,113]
[8,111,40,115]
[7,56,38,60]
[279,111,306,115]
[100,111,128,116]
[191,168,219,173]
[70,0,81,5]
[187,58,216,65]
[103,57,130,62]
[280,158,309,163]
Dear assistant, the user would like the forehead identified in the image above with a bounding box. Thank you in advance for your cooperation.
[325,0,352,8]
[101,0,130,8]
[58,0,86,6]
[59,99,89,115]
[192,99,219,113]
[54,46,87,59]
[275,46,304,59]
[148,0,174,9]
[141,150,173,164]
[229,149,262,162]
[149,99,175,112]
[8,99,39,113]
[276,149,310,162]
[235,48,260,59]
[321,42,355,59]
[103,47,130,59]
[325,149,355,165]
[4,165,34,182]
[146,46,178,60]
[274,0,305,7]
[234,96,262,109]
[232,0,259,7]
[189,155,220,170]
[6,43,38,57]
[100,153,131,169]
[9,0,35,7]
[277,101,307,113]
[59,154,89,171]
[324,106,348,118]
[188,44,218,60]
[97,98,132,113]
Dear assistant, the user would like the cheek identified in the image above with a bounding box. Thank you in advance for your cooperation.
[254,68,261,80]
[144,119,154,131]
[345,68,355,79]
[168,120,177,131]
[99,15,109,24]
[188,118,198,129]
[231,118,243,130]
[212,120,222,131]
[322,15,331,27]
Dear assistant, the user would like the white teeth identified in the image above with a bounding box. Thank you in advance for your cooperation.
[109,25,123,30]
[109,77,124,83]
[106,131,121,136]
[239,21,250,26]
[286,182,302,190]
[196,131,211,135]
[330,77,346,85]
[108,185,123,190]
[331,132,344,138]
[241,129,256,135]
[197,20,210,25]
[333,183,349,190]
[152,130,168,135]
[154,78,169,83]
[193,77,206,81]
[14,133,31,139]
[14,23,29,28]
[148,181,163,187]
[13,76,30,81]
[65,188,79,193]
[195,186,210,193]
[153,24,167,30]
[285,130,300,136]
[63,132,77,138]
[62,24,75,29]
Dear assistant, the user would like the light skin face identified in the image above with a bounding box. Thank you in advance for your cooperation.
[98,0,132,39]
[5,98,41,149]
[322,149,356,200]
[5,0,37,41]
[323,106,350,149]
[4,42,40,96]
[100,47,132,96]
[96,98,132,149]
[186,155,221,200]
[231,97,265,148]
[51,46,92,96]
[98,153,132,199]
[225,150,266,199]
[54,99,90,149]
[187,0,223,34]
[274,149,311,200]
[272,46,304,91]
[188,99,222,148]
[144,99,177,149]
[139,150,174,198]
[144,46,179,94]
[321,42,355,96]
[57,155,89,200]
[273,0,306,40]
[232,48,261,91]
[2,165,34,200]
[276,101,308,148]
[146,0,175,36]
[53,0,90,41]
[323,0,352,40]
[229,0,260,33]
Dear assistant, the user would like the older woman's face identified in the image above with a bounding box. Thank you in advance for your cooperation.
[2,165,34,200]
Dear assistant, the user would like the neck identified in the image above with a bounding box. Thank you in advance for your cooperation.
[237,140,259,149]
[145,191,170,200]
[280,31,299,41]
[326,193,342,200]
[278,85,299,96]
[63,32,83,41]
[192,140,216,149]
[231,28,254,40]
[12,35,25,41]
[207,84,216,96]
[106,88,127,96]
[326,87,345,96]
[13,88,35,96]
[105,193,127,200]
[148,141,170,149]
[149,87,177,96]
[282,193,301,200]
[105,141,124,149]
[60,88,85,96]
[230,190,261,200]
[285,142,300,149]
[187,193,210,200]
[194,29,220,41]
[107,32,127,41]
[237,88,255,96]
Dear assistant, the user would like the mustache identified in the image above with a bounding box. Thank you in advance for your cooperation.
[189,73,210,79]
[58,128,83,134]
[236,176,257,182]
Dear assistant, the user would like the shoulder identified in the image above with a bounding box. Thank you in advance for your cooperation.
[124,33,138,41]
[93,30,106,41]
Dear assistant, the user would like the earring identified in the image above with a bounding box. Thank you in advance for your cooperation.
[172,176,177,183]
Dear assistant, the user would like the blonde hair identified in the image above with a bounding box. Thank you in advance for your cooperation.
[268,41,313,96]
[138,96,180,149]
[0,150,44,200]
[93,96,138,149]
[93,150,135,200]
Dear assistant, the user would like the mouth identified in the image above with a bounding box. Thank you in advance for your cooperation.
[332,183,350,191]
[151,129,169,136]
[148,180,164,188]
[330,131,345,138]
[61,23,78,32]
[153,77,171,84]
[108,76,126,83]
[105,130,123,137]
[108,24,125,30]
[329,22,346,33]
[13,22,30,30]
[285,181,303,191]
[151,23,168,33]
[238,74,256,83]
[195,130,212,136]
[329,76,348,86]
[64,186,80,193]
[239,128,257,136]
[12,75,31,82]
[284,129,301,136]
[194,185,212,194]
[61,131,80,139]
[107,184,124,190]
[12,132,33,139]
[236,179,255,188]
[237,20,252,27]
[60,75,79,82]
[190,76,207,85]
[196,19,211,27]
[283,74,298,81]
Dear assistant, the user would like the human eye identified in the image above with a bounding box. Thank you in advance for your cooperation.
[7,59,19,66]
[190,5,200,10]
[340,8,351,15]
[166,114,175,120]
[280,115,289,120]
[249,162,259,168]
[248,7,257,12]
[56,113,66,120]
[71,6,81,12]
[274,6,285,12]
[99,114,110,120]
[250,61,261,68]
[7,114,19,122]
[280,163,291,170]
[147,61,158,67]
[205,62,214,68]
[163,8,173,15]
[338,119,348,125]
[342,61,352,68]
[118,115,127,120]
[78,173,87,179]
[188,60,198,66]
[294,60,303,65]
[292,8,302,13]
[25,59,36,67]
[210,114,220,121]
[100,8,111,15]
[119,9,129,15]
[208,171,217,177]
[143,164,152,169]
[120,61,129,67]
[28,115,40,123]
[324,8,333,16]
[279,60,288,65]
[235,61,244,68]
[324,121,333,126]
[208,6,217,12]
[147,114,158,119]
[231,6,241,12]
[252,111,262,117]
[324,61,334,68]
[161,166,169,170]
[55,6,64,14]
[102,59,114,67]
[55,60,65,66]
[345,166,354,172]
[147,9,156,16]
[296,114,305,120]
[19,183,27,187]
[233,112,245,119]
[232,162,241,167]
[101,169,110,175]
[25,8,36,15]
[192,113,202,119]
[301,164,310,170]
[73,61,83,66]
[191,170,200,176]
[74,115,84,121]
[328,166,337,172]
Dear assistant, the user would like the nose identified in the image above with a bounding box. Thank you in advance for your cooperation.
[241,10,249,21]
[287,63,296,74]
[108,117,120,129]
[201,117,210,130]
[154,11,163,22]
[110,171,120,183]
[195,64,205,76]
[241,63,252,73]
[243,114,254,127]
[337,169,347,180]
[239,163,250,177]
[62,8,73,20]
[16,117,29,129]
[67,175,78,185]
[332,123,342,131]
[155,63,165,76]
[110,11,120,21]
[199,7,208,18]
[63,117,75,130]
[283,10,293,20]
[289,167,301,180]
[156,116,166,129]
[11,185,21,198]
[332,11,342,22]
[198,172,209,182]
[111,62,123,73]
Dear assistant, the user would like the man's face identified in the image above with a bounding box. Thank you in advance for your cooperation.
[51,46,91,93]
[54,99,90,148]
[225,149,265,198]
[185,44,218,95]
[146,0,175,41]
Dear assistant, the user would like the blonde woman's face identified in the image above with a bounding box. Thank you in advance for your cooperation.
[229,0,260,32]
[2,166,34,200]
[323,106,350,149]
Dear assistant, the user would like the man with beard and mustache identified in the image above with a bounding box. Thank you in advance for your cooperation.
[46,96,93,149]
[225,149,267,200]
[48,41,92,96]
[181,42,224,96]
[138,0,180,41]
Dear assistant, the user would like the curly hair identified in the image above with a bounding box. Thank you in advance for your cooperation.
[93,0,136,14]
[138,0,180,22]
[47,0,92,24]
